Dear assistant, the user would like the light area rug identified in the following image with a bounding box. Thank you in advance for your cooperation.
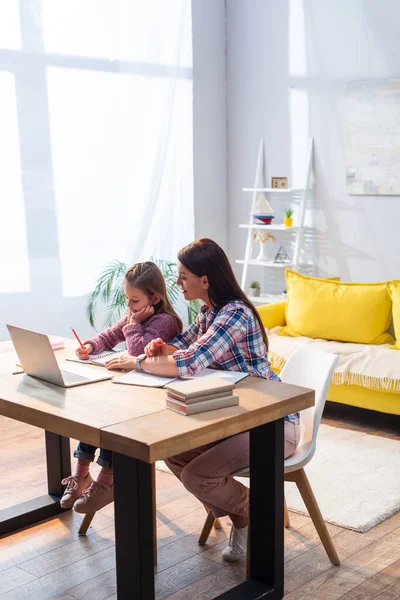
[156,424,400,533]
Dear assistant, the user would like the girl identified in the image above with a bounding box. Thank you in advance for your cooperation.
[60,261,182,513]
[106,239,300,563]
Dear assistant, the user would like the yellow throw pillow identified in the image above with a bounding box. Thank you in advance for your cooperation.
[278,270,394,344]
[387,280,400,349]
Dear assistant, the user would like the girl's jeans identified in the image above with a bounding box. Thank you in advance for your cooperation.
[74,442,112,469]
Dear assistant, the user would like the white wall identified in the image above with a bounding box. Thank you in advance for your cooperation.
[192,0,227,248]
[226,0,400,291]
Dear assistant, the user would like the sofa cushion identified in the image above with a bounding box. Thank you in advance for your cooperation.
[387,280,400,350]
[279,270,393,345]
[269,326,400,393]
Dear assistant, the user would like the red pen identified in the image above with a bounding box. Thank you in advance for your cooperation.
[155,342,175,351]
[71,328,89,358]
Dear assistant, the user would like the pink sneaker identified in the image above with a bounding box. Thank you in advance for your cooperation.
[60,473,93,509]
[73,481,114,513]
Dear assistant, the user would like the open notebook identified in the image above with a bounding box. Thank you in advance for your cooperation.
[112,368,249,388]
[66,349,125,367]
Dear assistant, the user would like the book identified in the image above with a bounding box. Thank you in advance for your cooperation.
[111,367,249,389]
[166,389,234,405]
[165,376,234,401]
[49,337,65,350]
[166,393,239,415]
[66,349,125,367]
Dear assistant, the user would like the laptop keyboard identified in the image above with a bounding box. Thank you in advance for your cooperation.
[60,370,91,384]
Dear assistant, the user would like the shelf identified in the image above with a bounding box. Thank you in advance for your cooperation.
[247,293,286,305]
[243,187,304,194]
[239,224,298,231]
[236,259,292,268]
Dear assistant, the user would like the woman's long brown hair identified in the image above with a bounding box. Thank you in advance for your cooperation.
[125,262,183,336]
[177,239,269,351]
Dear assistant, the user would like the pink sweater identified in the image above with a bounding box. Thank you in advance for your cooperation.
[84,313,178,356]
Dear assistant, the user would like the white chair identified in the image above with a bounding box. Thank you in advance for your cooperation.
[198,348,340,566]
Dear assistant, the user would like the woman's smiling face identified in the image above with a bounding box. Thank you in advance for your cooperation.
[176,262,209,304]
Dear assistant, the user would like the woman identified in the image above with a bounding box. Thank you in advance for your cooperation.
[106,238,300,562]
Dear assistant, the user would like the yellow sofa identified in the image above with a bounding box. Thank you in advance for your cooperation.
[257,301,400,416]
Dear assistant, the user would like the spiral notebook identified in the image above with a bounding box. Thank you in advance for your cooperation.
[66,349,125,367]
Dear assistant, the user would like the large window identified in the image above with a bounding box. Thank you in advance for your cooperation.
[1,0,193,298]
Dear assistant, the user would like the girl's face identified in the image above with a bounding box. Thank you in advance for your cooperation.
[176,262,209,304]
[124,284,153,313]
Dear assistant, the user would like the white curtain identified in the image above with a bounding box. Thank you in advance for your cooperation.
[0,0,194,298]
[44,0,194,296]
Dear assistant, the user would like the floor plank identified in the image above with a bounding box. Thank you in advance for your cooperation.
[0,406,399,600]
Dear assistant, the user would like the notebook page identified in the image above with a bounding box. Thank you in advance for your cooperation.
[66,349,125,366]
[194,369,249,385]
[112,370,178,388]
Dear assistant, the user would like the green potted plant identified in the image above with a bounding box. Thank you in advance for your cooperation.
[249,280,261,298]
[284,208,293,227]
[86,259,201,330]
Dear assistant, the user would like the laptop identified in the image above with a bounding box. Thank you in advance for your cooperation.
[7,325,113,388]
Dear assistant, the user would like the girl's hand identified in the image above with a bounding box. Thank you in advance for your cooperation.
[145,338,169,357]
[105,353,136,370]
[76,343,93,359]
[128,305,154,325]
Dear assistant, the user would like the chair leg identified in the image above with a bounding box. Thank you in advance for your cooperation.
[78,512,95,536]
[292,468,340,565]
[284,496,290,528]
[198,509,216,545]
[152,463,157,564]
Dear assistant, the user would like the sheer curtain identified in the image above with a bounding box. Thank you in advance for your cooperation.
[0,0,193,301]
[43,0,194,297]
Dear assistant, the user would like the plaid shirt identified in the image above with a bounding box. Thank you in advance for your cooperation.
[170,301,299,424]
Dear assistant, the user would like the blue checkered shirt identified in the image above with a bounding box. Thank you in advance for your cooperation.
[170,301,299,424]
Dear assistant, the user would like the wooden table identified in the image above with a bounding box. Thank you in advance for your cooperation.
[0,340,314,600]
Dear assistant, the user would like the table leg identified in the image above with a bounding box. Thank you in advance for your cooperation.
[217,418,285,599]
[113,452,155,600]
[0,431,71,535]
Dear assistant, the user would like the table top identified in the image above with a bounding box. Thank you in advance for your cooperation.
[0,339,314,462]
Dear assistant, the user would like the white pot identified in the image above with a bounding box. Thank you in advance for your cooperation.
[249,288,260,297]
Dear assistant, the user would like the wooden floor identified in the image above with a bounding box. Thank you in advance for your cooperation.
[0,404,399,600]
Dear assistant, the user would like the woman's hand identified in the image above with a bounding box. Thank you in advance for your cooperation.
[105,353,136,370]
[127,305,154,325]
[145,338,166,357]
[145,339,176,357]
[76,343,93,359]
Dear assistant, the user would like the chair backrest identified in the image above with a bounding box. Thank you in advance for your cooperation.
[280,347,339,462]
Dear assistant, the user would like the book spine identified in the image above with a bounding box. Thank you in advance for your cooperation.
[166,390,232,404]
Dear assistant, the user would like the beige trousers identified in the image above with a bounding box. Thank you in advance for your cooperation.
[165,419,300,519]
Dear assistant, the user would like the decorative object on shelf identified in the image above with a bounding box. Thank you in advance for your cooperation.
[274,246,290,263]
[249,280,261,297]
[271,177,288,189]
[284,208,293,227]
[251,193,275,224]
[253,230,276,262]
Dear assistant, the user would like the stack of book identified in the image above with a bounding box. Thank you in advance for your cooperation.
[165,377,239,416]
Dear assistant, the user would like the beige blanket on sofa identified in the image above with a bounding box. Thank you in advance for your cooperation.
[268,327,400,392]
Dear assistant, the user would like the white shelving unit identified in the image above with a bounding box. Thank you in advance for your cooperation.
[238,138,314,304]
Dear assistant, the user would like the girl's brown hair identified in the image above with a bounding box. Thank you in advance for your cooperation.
[178,239,269,351]
[124,262,183,336]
